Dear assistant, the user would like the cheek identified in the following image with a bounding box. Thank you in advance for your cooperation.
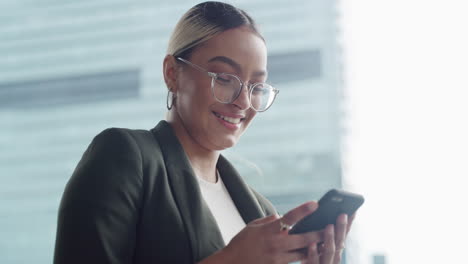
[176,79,215,118]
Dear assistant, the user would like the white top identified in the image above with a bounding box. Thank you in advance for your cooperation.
[196,173,246,244]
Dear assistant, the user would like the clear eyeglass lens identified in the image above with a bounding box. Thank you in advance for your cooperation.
[213,73,242,103]
[212,73,276,111]
[250,83,275,111]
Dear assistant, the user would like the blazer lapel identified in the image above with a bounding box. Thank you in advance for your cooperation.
[217,155,267,224]
[151,121,224,261]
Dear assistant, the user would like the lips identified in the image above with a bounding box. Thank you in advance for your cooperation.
[213,111,244,124]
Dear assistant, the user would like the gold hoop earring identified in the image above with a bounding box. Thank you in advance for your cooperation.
[166,90,176,110]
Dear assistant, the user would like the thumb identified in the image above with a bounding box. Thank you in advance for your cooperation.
[249,214,280,226]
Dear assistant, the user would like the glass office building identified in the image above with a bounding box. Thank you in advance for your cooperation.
[0,0,345,262]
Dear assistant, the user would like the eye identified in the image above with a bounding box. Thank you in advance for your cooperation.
[252,84,269,95]
[215,74,236,86]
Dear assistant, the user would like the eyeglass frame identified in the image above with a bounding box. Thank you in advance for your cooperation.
[176,57,279,112]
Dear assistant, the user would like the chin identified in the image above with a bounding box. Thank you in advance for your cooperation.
[212,136,240,150]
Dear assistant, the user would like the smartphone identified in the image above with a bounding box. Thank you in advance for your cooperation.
[289,189,364,234]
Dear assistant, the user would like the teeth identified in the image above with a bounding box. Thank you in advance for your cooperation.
[214,112,242,124]
[223,116,241,124]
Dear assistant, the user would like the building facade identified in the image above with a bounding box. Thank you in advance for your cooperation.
[0,0,345,262]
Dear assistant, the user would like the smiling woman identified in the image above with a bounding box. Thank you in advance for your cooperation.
[53,2,352,264]
[164,25,268,152]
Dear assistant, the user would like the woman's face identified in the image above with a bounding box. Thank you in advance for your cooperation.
[174,26,268,151]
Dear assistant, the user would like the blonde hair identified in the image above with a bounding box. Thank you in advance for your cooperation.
[167,1,263,59]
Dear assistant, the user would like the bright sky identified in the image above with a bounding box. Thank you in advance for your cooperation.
[340,1,468,263]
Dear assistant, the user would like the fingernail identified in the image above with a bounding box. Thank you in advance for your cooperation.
[310,242,317,252]
[307,201,317,210]
[341,214,348,224]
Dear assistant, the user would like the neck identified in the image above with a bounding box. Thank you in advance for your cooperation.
[166,111,220,183]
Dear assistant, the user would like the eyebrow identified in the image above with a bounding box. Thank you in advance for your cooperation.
[207,56,267,78]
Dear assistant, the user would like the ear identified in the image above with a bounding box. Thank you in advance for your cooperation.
[163,55,179,93]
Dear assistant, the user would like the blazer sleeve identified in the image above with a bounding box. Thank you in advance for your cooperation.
[54,128,144,264]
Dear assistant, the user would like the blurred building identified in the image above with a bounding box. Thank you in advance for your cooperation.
[0,0,345,263]
[373,254,387,264]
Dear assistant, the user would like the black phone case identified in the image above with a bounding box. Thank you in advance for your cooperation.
[289,189,364,234]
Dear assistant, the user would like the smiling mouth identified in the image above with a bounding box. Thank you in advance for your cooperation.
[213,112,244,124]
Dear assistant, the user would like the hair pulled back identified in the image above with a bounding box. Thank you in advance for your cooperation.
[167,1,263,59]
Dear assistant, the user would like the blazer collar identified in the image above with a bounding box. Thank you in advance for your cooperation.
[151,121,266,261]
[216,155,267,223]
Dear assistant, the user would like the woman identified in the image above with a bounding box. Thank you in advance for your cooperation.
[54,2,353,264]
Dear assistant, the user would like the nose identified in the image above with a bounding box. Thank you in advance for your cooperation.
[232,82,251,110]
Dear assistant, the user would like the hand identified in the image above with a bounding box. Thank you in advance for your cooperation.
[301,213,356,264]
[220,201,324,264]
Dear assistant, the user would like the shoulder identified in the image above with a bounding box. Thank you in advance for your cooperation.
[88,126,162,160]
[69,126,164,199]
[93,127,155,148]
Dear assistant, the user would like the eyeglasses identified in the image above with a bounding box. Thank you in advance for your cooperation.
[176,57,279,112]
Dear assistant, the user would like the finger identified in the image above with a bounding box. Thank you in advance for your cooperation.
[333,248,344,264]
[333,214,347,264]
[302,243,320,264]
[346,213,357,235]
[334,214,347,251]
[249,214,280,226]
[269,201,318,233]
[319,224,336,264]
[276,249,308,264]
[280,231,324,251]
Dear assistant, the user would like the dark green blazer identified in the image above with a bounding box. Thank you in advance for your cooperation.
[54,121,276,264]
